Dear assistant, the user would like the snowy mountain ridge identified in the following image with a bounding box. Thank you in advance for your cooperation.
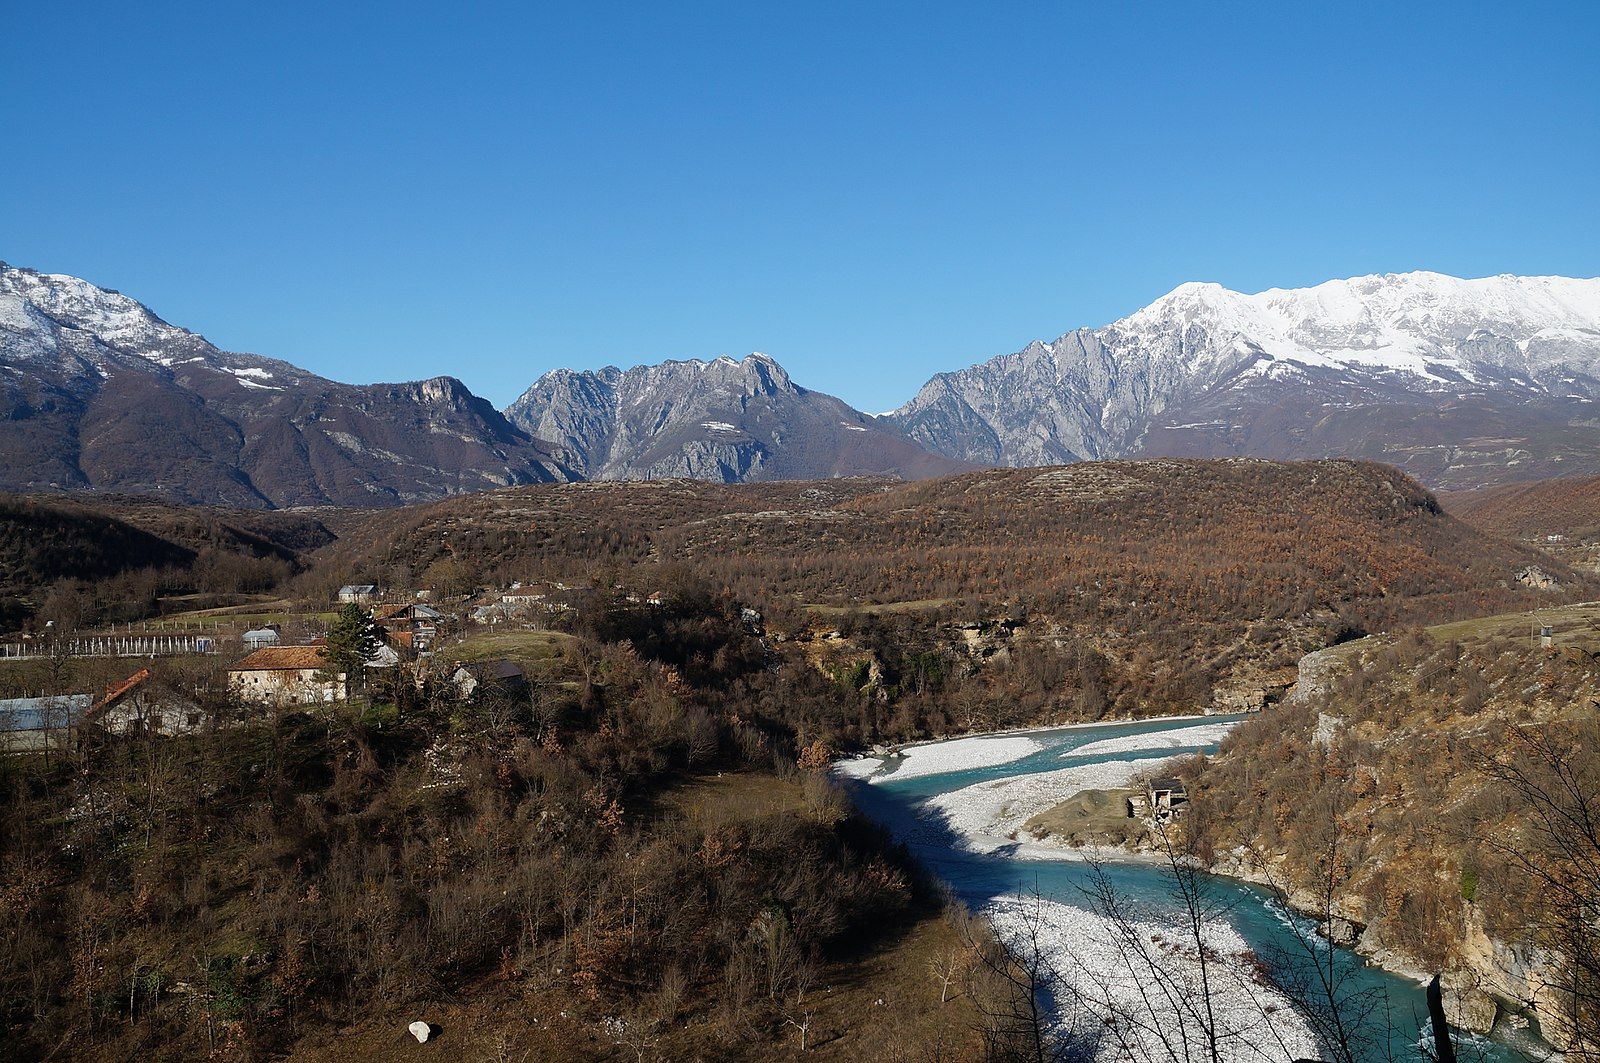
[0,262,573,508]
[1114,270,1600,379]
[888,270,1600,486]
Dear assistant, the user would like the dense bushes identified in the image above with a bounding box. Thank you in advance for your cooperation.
[0,590,938,1060]
[1185,630,1600,993]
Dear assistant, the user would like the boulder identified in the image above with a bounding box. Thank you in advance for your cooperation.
[1319,915,1361,948]
[1440,971,1498,1034]
[409,1020,432,1043]
[1516,565,1558,590]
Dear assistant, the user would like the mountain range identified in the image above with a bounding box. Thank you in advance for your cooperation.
[5,261,1599,508]
[0,263,575,508]
[504,355,966,482]
[891,272,1600,488]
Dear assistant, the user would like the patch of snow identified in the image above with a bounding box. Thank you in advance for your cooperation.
[840,422,869,432]
[699,421,738,432]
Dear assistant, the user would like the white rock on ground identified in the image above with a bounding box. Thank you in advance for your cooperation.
[986,894,1319,1061]
[875,734,1043,781]
[408,1020,431,1043]
[1063,720,1238,760]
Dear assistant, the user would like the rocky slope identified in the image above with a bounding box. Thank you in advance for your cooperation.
[504,354,969,482]
[891,272,1600,489]
[0,263,573,508]
[1191,621,1600,1047]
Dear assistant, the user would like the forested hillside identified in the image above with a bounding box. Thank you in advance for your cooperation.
[1184,619,1600,1047]
[0,585,982,1060]
[319,459,1587,721]
[1444,473,1600,542]
[0,493,333,630]
[5,458,1592,1059]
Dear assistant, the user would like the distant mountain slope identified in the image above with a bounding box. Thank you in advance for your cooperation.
[0,263,573,508]
[891,272,1600,489]
[1442,473,1600,543]
[505,354,970,482]
[0,491,335,628]
[0,492,333,586]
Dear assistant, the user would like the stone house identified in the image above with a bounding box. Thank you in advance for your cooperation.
[451,659,527,700]
[228,646,346,705]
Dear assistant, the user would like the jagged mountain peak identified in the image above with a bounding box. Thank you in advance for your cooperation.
[534,351,795,396]
[505,350,964,483]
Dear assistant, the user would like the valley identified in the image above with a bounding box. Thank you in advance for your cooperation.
[3,458,1599,1059]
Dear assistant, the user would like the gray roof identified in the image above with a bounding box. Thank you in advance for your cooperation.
[1150,777,1187,793]
[340,584,378,594]
[0,695,93,731]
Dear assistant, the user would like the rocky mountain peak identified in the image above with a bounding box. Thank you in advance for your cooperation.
[504,351,964,483]
[0,264,572,507]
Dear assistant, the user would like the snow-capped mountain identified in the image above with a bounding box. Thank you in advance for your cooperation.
[890,272,1600,488]
[505,353,968,482]
[0,263,573,507]
[9,260,1599,509]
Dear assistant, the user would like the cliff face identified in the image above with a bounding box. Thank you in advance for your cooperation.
[1190,624,1600,1046]
[505,354,971,483]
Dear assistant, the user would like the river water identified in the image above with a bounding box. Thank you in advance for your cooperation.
[840,715,1535,1062]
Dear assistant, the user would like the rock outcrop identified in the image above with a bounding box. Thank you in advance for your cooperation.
[505,354,969,483]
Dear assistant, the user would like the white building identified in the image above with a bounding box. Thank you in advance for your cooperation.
[228,647,346,705]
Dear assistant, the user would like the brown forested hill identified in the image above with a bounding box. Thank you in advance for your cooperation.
[326,458,1579,629]
[1443,473,1600,541]
[313,459,1590,719]
[0,493,335,628]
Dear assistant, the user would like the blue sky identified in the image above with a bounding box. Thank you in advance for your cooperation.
[5,2,1598,410]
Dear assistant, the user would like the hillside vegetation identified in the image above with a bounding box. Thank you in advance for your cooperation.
[0,493,333,631]
[1443,473,1600,542]
[0,587,985,1061]
[5,458,1592,1060]
[319,459,1588,721]
[1184,615,1600,1047]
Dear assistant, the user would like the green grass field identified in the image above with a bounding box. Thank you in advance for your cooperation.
[452,627,575,669]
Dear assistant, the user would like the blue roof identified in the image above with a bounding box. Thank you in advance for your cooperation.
[0,695,93,731]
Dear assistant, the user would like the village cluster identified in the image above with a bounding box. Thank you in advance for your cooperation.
[0,580,587,754]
